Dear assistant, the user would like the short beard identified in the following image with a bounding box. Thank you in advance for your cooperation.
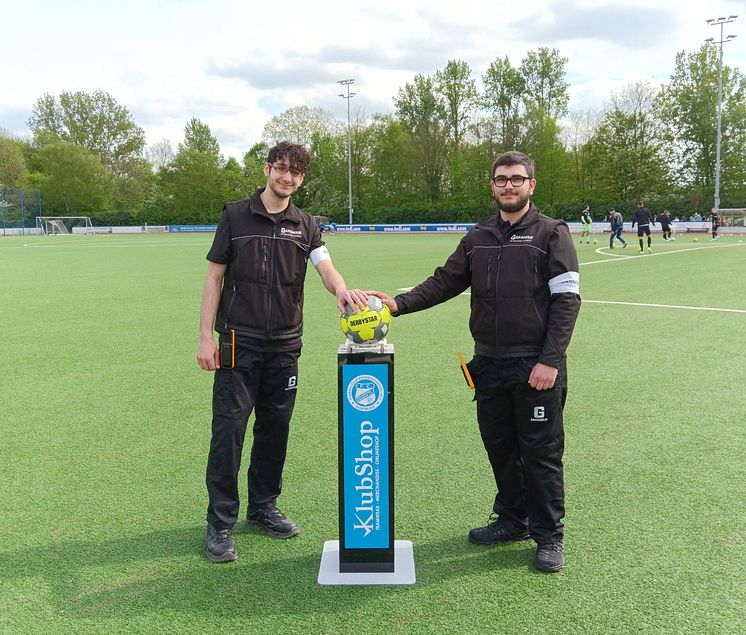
[267,180,294,200]
[494,191,530,214]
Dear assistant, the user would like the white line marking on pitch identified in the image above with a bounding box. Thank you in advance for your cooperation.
[13,240,207,249]
[583,300,746,314]
[583,241,745,265]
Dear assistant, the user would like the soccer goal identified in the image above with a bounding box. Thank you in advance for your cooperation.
[36,216,94,235]
[718,208,746,228]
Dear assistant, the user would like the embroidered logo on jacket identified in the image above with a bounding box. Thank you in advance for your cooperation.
[280,227,302,237]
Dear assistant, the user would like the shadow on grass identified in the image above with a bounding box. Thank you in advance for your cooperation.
[0,525,536,620]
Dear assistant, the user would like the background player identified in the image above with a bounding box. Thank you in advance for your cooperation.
[580,205,592,244]
[608,208,627,249]
[710,208,720,240]
[631,201,655,254]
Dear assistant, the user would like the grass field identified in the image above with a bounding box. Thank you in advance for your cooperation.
[1,231,745,634]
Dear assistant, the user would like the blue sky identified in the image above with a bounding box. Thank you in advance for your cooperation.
[2,0,744,159]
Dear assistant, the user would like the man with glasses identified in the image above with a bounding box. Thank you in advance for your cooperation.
[197,141,367,562]
[368,151,580,572]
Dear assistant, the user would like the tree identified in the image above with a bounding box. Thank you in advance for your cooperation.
[242,142,270,191]
[35,141,113,214]
[146,138,175,170]
[297,132,347,216]
[519,48,570,120]
[522,112,575,214]
[434,60,478,146]
[562,110,602,196]
[395,74,450,204]
[159,148,225,223]
[222,157,249,202]
[656,44,746,201]
[591,81,668,204]
[28,90,145,172]
[180,118,222,158]
[157,119,230,222]
[481,56,525,152]
[365,114,415,215]
[0,136,28,188]
[261,106,337,146]
[113,157,153,215]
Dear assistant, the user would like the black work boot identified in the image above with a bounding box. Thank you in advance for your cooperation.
[247,505,300,539]
[534,542,564,572]
[206,524,237,562]
[468,515,530,545]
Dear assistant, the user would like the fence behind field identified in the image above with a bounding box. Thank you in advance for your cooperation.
[1,189,42,235]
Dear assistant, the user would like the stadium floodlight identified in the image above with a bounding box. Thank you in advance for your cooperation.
[706,15,738,211]
[337,79,355,226]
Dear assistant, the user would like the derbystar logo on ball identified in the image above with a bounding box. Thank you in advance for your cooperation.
[340,296,392,343]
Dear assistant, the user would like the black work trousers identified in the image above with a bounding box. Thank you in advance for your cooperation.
[471,355,567,545]
[205,350,299,530]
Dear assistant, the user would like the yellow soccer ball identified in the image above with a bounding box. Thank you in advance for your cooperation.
[340,296,392,343]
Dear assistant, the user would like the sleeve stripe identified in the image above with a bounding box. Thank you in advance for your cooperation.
[548,271,580,295]
[310,245,331,266]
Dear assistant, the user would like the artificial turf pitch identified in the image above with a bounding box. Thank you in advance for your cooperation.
[1,232,744,634]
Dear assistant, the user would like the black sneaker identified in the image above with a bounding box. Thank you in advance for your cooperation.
[468,515,530,545]
[535,542,564,572]
[247,505,300,539]
[206,524,237,562]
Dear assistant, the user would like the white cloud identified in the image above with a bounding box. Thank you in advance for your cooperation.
[1,0,743,158]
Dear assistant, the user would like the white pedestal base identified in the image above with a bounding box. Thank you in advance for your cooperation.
[317,540,416,585]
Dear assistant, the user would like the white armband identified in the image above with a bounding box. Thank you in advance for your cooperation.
[310,245,331,266]
[548,271,580,295]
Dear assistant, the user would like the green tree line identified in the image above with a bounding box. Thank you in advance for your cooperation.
[2,44,745,226]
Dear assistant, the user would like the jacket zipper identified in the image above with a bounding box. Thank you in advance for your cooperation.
[494,249,502,347]
[533,261,545,329]
[224,283,236,331]
[266,226,277,336]
[223,247,240,330]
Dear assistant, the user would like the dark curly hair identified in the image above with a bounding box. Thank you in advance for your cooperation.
[267,141,311,174]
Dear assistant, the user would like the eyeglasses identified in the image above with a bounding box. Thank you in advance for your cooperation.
[270,163,304,178]
[492,175,530,187]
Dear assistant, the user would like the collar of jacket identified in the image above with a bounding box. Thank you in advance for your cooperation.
[248,187,303,224]
[477,204,541,241]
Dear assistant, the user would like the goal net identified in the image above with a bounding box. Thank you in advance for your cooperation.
[718,208,746,227]
[36,216,94,235]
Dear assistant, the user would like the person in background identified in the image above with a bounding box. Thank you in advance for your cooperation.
[608,208,627,250]
[658,209,674,241]
[631,201,656,254]
[579,205,592,244]
[710,208,720,240]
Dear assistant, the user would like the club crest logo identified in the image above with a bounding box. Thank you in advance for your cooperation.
[347,375,384,412]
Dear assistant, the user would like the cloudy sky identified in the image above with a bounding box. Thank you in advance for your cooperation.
[2,0,744,159]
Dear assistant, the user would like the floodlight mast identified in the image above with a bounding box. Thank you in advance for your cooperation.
[706,15,738,211]
[337,79,356,226]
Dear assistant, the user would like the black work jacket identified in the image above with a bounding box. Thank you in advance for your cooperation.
[207,189,324,350]
[394,205,581,368]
